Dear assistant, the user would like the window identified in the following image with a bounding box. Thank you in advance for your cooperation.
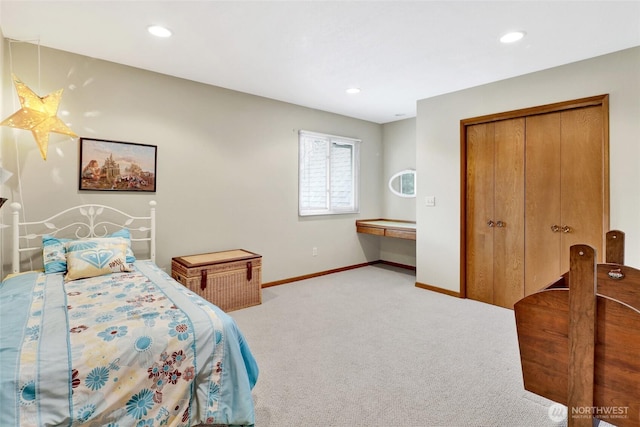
[298,130,360,216]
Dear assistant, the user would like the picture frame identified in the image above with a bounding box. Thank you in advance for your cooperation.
[79,137,157,192]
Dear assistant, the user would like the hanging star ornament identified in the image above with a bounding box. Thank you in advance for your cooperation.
[0,74,77,160]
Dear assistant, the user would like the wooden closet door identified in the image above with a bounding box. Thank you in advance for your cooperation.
[466,122,495,304]
[525,112,562,295]
[463,95,608,309]
[466,119,525,309]
[559,105,604,272]
[493,118,525,308]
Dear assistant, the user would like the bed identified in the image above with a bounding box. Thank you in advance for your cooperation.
[515,230,640,427]
[0,201,258,427]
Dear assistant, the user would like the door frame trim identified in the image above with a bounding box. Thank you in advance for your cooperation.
[460,94,610,299]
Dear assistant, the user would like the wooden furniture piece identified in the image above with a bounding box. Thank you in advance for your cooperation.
[463,95,609,309]
[172,249,262,312]
[514,231,639,427]
[355,219,416,240]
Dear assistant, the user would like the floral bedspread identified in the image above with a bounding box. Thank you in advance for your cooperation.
[0,261,258,426]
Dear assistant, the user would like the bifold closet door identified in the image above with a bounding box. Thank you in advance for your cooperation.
[558,105,604,272]
[466,122,495,304]
[493,118,525,308]
[525,105,604,295]
[525,112,562,296]
[466,119,525,308]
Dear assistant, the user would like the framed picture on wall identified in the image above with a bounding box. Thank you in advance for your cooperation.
[79,137,157,192]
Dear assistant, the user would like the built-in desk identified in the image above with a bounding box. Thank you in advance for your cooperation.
[355,219,416,240]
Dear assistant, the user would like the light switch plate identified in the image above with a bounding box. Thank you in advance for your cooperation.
[425,196,436,207]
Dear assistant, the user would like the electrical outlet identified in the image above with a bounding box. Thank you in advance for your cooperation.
[312,247,318,256]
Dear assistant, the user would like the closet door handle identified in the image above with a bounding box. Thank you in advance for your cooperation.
[562,225,572,233]
[551,225,561,232]
[496,220,505,228]
[487,220,495,227]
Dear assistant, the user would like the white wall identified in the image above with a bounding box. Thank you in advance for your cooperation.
[0,42,385,281]
[416,47,640,293]
[382,118,416,221]
[379,118,416,266]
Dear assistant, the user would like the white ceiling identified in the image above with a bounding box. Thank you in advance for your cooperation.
[1,1,639,124]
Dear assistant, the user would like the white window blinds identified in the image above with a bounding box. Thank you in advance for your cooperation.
[299,130,360,216]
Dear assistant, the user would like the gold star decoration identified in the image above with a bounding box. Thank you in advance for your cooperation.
[0,74,77,160]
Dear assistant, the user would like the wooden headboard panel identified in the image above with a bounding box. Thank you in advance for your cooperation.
[10,201,156,274]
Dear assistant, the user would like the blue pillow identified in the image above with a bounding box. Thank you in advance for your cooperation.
[42,229,136,274]
[107,229,136,263]
[43,235,72,273]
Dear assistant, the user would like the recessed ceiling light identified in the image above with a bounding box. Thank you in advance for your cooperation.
[500,31,526,43]
[148,25,172,38]
[346,87,361,94]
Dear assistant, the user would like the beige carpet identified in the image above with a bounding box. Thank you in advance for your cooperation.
[230,264,577,427]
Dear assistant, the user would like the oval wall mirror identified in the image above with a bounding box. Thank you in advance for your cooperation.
[388,169,416,198]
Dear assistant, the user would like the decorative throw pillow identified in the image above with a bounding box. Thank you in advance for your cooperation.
[42,229,136,274]
[64,239,134,282]
[43,235,72,274]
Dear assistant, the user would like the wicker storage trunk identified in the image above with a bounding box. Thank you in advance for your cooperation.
[171,249,262,312]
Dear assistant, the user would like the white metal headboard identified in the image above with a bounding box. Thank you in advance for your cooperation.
[11,201,156,274]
